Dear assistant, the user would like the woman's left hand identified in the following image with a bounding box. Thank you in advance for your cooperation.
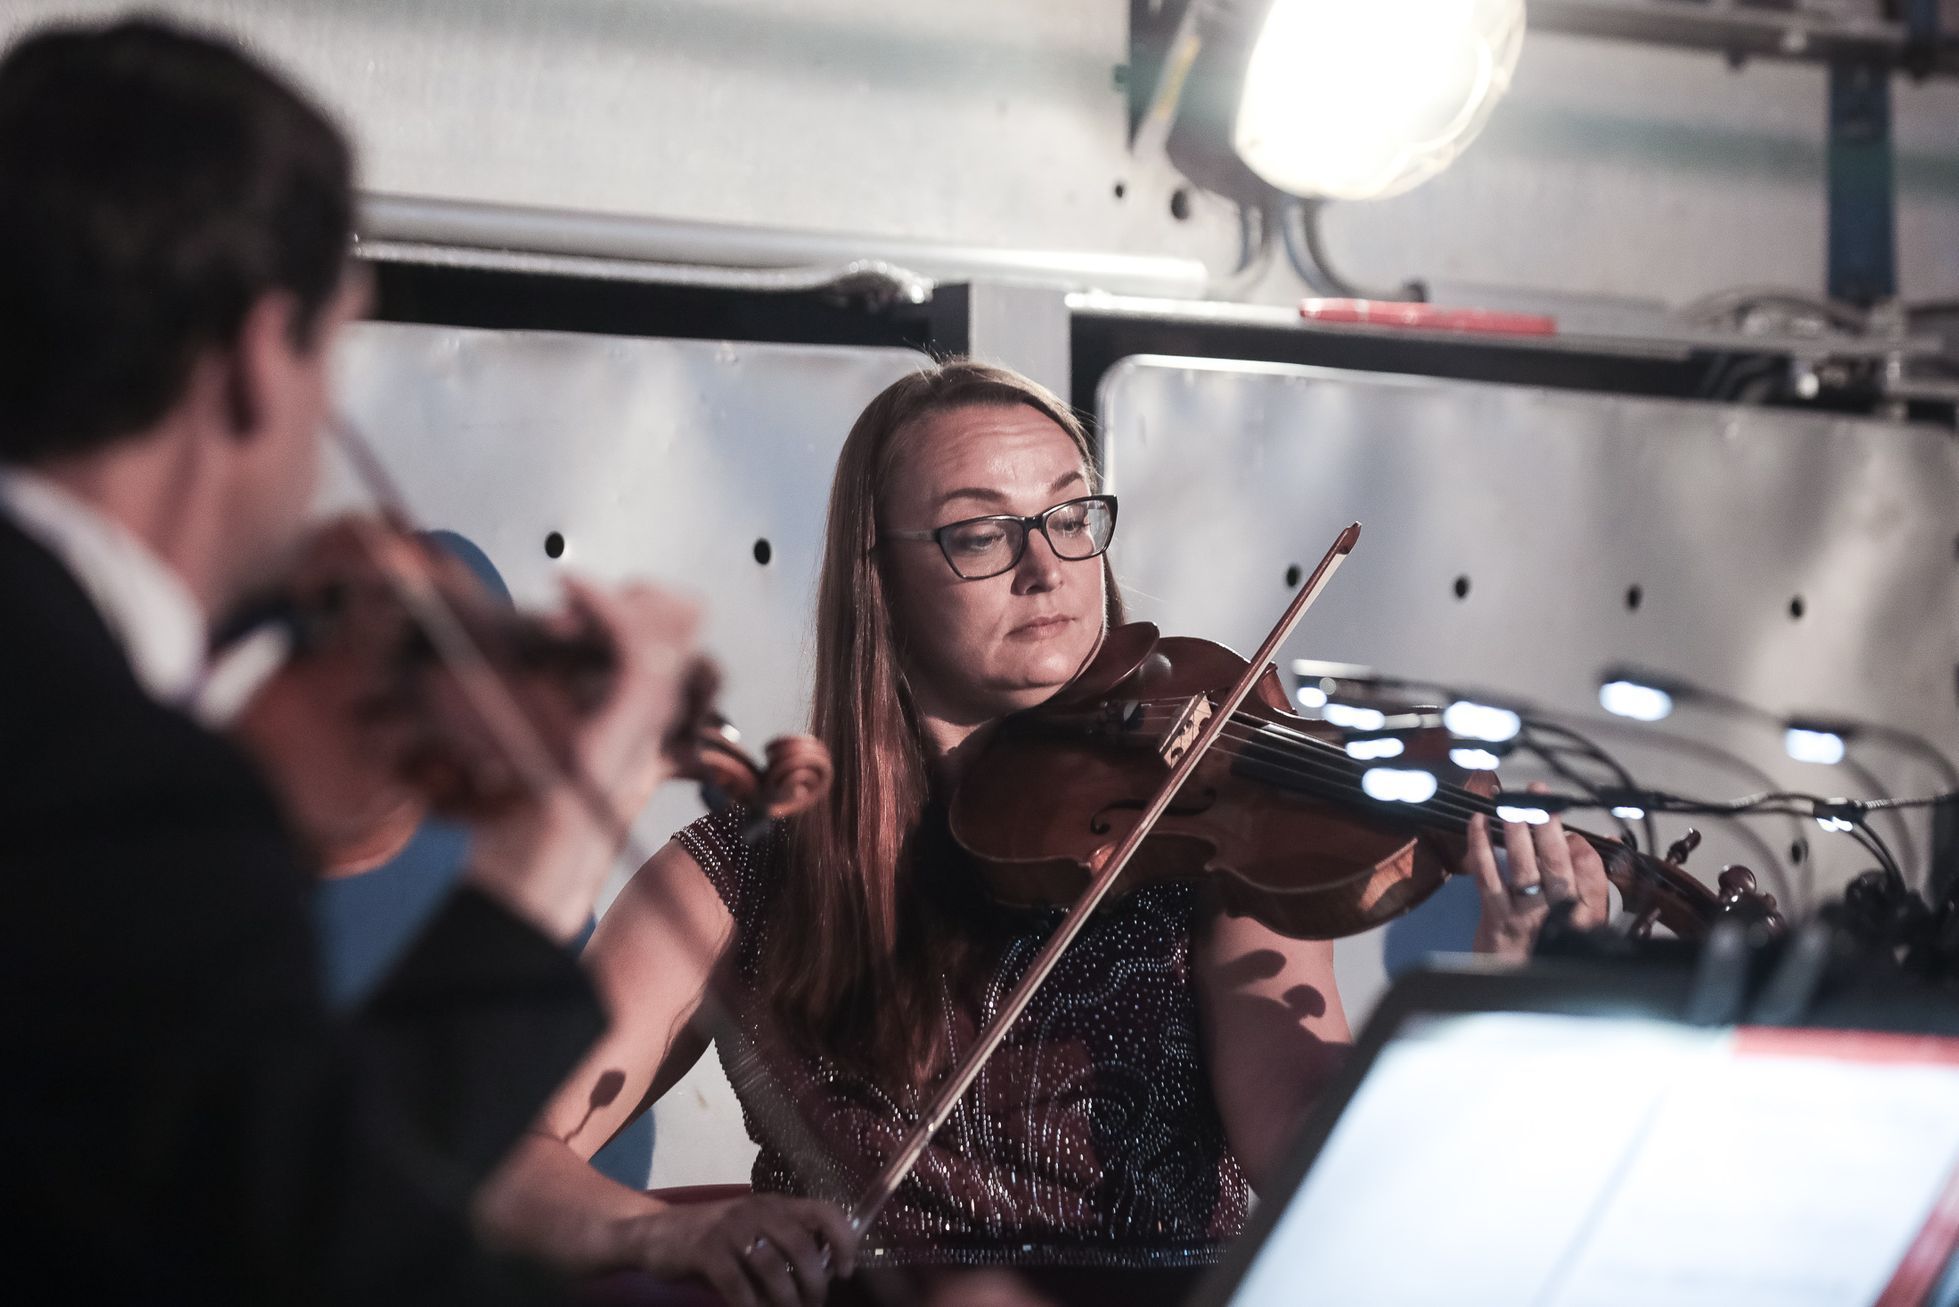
[1461,787,1612,961]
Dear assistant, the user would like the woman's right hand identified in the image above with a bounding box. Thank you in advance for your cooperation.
[609,1195,859,1307]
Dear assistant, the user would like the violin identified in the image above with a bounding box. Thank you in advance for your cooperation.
[226,516,832,863]
[948,620,1782,943]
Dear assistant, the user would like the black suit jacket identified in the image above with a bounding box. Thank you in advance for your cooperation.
[0,515,605,1303]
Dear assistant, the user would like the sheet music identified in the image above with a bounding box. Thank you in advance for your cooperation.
[1226,1013,1959,1307]
[1544,1038,1959,1307]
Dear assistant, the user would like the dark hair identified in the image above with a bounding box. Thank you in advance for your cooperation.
[0,18,354,463]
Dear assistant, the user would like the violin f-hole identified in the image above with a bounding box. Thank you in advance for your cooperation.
[1089,787,1219,835]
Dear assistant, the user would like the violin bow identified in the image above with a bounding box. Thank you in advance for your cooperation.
[847,522,1364,1235]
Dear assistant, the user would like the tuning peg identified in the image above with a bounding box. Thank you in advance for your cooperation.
[1717,866,1757,896]
[1665,828,1702,867]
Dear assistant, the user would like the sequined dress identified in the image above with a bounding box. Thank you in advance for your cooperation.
[674,807,1252,1271]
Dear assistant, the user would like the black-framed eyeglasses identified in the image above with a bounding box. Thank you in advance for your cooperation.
[881,494,1118,581]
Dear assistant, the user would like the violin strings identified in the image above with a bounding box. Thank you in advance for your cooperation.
[1110,705,1680,896]
[1190,722,1678,895]
[1128,701,1519,822]
[1122,703,1496,823]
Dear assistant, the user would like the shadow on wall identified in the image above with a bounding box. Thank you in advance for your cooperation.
[310,528,657,1188]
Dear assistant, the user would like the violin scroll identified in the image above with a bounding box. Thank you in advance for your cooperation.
[667,655,833,821]
[691,719,834,820]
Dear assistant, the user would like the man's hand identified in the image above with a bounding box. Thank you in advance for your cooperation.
[465,579,702,942]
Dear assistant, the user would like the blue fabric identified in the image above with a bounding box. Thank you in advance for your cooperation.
[311,830,657,1187]
[314,820,472,1008]
[1380,871,1481,978]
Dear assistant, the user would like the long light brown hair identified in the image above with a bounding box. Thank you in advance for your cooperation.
[760,359,1123,1086]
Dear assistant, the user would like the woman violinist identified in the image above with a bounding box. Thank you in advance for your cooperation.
[476,360,1611,1305]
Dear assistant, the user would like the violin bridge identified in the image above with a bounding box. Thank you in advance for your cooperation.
[1158,695,1216,765]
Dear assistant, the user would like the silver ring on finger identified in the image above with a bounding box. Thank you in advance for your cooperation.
[745,1235,771,1258]
[1510,881,1545,899]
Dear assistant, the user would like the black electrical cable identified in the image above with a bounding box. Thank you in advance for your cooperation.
[1570,712,1820,902]
[1497,786,1908,903]
[1510,769,1793,900]
[1842,755,1919,884]
[1518,739,1642,852]
[1523,718,1660,858]
[1859,792,1959,813]
[1278,198,1425,302]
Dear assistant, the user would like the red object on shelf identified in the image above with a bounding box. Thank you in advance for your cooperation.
[1300,297,1558,337]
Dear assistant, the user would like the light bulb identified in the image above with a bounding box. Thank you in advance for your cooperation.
[1323,703,1388,732]
[1784,727,1846,766]
[1362,767,1440,804]
[1233,0,1526,201]
[1443,700,1522,743]
[1599,680,1674,723]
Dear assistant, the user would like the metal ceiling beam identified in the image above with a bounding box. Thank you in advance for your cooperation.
[1529,0,1956,76]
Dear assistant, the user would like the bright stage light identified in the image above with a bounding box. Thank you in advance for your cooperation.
[1612,806,1646,822]
[1345,737,1406,761]
[1362,767,1440,804]
[1451,747,1501,772]
[1599,679,1675,723]
[1495,804,1551,826]
[1785,727,1847,767]
[1323,703,1388,732]
[1294,684,1330,710]
[1443,700,1521,743]
[1233,0,1526,201]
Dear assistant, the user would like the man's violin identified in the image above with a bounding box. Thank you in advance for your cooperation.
[226,517,832,858]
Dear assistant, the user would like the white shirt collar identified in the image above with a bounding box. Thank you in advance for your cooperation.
[0,467,208,706]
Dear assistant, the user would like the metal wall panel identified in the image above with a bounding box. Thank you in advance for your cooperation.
[328,323,930,1185]
[1099,355,1959,1020]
